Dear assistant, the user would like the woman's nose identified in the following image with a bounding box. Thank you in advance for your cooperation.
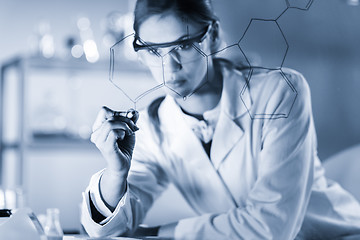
[162,51,182,72]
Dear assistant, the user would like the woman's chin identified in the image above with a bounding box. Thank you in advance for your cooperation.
[164,86,193,99]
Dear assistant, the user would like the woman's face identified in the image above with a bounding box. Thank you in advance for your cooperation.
[137,13,211,98]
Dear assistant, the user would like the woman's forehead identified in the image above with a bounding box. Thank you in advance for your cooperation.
[137,14,202,44]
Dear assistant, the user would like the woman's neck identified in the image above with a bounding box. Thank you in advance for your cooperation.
[177,92,221,115]
[175,62,223,115]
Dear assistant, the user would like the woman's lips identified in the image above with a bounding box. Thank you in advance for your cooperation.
[166,79,186,87]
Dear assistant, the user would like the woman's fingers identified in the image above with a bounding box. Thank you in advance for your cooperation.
[91,107,140,155]
[106,130,126,150]
[92,106,115,132]
[124,108,139,124]
[93,106,140,132]
[91,120,134,145]
[130,109,140,124]
[112,129,126,141]
[107,116,139,132]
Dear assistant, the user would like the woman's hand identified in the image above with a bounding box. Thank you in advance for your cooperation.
[90,106,139,209]
[91,106,139,175]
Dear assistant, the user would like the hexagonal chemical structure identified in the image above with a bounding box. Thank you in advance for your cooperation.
[110,33,164,110]
[238,19,289,70]
[240,69,298,120]
[134,86,166,110]
[286,0,314,10]
[161,43,210,100]
[210,44,250,70]
[209,44,252,83]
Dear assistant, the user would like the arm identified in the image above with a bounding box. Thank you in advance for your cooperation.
[81,108,169,237]
[160,71,316,239]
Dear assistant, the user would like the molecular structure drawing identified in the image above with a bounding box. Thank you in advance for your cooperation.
[109,33,165,109]
[286,0,314,11]
[228,0,313,120]
[109,0,314,120]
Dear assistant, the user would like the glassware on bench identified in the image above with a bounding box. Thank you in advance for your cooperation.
[44,208,63,240]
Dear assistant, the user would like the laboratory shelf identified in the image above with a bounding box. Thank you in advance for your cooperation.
[0,54,147,186]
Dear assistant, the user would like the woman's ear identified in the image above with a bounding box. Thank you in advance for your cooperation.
[210,21,222,53]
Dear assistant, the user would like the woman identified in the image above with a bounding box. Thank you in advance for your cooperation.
[81,0,360,239]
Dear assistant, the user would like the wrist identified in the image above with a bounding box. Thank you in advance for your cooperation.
[105,166,128,180]
[99,169,128,211]
[104,168,127,194]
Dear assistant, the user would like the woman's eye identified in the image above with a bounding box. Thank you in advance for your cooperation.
[147,48,158,55]
[178,43,192,51]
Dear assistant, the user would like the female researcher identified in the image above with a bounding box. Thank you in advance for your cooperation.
[81,0,360,239]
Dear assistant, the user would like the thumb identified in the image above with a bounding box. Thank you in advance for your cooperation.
[92,106,115,132]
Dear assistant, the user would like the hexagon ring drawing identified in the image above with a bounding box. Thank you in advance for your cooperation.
[286,0,314,10]
[238,19,289,70]
[210,44,250,72]
[109,33,164,109]
[240,69,298,120]
[209,43,253,91]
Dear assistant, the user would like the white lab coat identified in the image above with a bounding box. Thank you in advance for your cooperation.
[81,62,360,239]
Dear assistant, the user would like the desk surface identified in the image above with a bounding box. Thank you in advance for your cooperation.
[64,236,139,240]
[64,235,172,240]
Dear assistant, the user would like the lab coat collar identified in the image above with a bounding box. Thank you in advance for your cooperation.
[159,96,238,210]
[159,62,250,170]
[159,96,209,162]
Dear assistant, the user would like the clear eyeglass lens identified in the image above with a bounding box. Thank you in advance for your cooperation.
[138,42,203,67]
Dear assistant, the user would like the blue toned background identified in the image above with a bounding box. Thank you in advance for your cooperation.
[0,0,359,233]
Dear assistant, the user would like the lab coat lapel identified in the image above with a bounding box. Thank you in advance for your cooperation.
[210,64,250,169]
[159,97,237,210]
[160,96,212,165]
[210,112,244,169]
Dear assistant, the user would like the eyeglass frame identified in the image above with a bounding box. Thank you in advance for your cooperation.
[132,21,215,58]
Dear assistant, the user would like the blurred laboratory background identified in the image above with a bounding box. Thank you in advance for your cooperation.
[0,0,359,234]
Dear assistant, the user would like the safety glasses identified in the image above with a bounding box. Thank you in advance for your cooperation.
[132,23,213,67]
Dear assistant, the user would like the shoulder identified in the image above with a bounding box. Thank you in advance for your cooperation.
[215,60,310,97]
[249,68,310,99]
[278,67,310,97]
[132,105,161,161]
[234,67,311,120]
[134,109,152,145]
[135,96,168,142]
[132,96,178,161]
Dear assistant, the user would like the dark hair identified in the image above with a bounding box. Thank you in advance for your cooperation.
[135,0,218,142]
[133,0,218,37]
[147,96,165,143]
